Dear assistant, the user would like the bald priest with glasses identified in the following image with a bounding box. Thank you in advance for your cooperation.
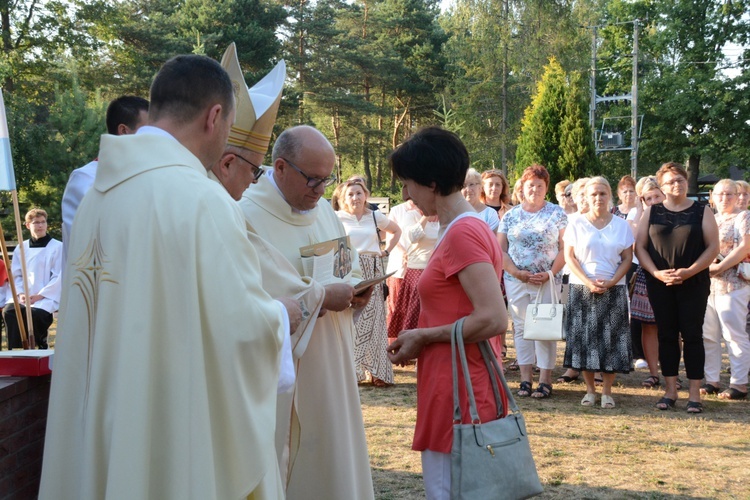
[239,125,376,500]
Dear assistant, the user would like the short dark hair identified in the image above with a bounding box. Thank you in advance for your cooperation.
[149,55,234,124]
[106,96,149,135]
[656,162,688,185]
[389,126,469,196]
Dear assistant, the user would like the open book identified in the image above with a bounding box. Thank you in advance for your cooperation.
[300,236,353,285]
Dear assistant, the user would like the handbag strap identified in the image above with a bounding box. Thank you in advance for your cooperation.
[372,210,387,270]
[371,210,382,248]
[451,319,515,424]
[478,340,518,414]
[533,270,559,306]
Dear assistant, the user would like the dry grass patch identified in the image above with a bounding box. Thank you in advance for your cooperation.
[361,336,750,499]
[23,323,750,498]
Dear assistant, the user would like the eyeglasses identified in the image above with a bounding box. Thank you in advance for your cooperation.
[661,177,686,187]
[714,192,736,198]
[233,153,265,182]
[281,157,337,188]
[462,182,480,189]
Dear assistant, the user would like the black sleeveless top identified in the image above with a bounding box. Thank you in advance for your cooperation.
[646,201,709,287]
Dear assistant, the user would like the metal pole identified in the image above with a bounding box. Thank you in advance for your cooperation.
[590,27,597,147]
[501,0,509,176]
[631,20,639,179]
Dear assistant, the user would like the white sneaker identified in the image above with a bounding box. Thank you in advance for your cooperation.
[634,359,648,369]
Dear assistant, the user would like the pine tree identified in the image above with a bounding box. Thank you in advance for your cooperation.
[515,57,567,184]
[515,58,598,190]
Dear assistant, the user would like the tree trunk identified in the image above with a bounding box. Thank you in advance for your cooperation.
[1,1,14,91]
[331,110,342,180]
[392,96,409,149]
[362,130,371,188]
[686,153,701,195]
[297,0,307,123]
[375,92,385,189]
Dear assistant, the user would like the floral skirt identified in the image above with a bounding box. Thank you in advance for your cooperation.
[630,267,656,324]
[564,284,632,373]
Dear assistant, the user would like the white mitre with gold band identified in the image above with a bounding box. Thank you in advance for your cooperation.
[221,42,286,154]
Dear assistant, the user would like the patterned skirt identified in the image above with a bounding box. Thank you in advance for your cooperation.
[354,254,394,383]
[387,267,423,338]
[630,267,656,323]
[563,284,632,373]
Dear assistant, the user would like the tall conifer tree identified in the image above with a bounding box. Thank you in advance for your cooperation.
[515,57,567,184]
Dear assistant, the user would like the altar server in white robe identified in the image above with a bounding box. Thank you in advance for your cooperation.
[39,54,296,500]
[61,95,148,261]
[240,125,376,500]
[3,208,62,349]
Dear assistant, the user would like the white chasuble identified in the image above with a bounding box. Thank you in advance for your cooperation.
[40,133,285,500]
[239,172,375,500]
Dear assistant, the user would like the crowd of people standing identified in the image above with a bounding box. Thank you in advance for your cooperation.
[331,159,749,414]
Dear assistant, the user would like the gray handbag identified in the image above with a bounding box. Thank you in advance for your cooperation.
[450,318,543,500]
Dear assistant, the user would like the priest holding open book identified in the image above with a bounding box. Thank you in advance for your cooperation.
[239,125,376,500]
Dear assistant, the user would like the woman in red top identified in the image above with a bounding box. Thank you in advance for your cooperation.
[387,127,508,500]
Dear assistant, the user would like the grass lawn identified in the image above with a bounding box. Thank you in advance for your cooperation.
[360,332,750,499]
[16,322,749,498]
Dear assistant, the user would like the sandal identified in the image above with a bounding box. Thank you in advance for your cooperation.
[601,394,616,409]
[718,388,748,400]
[594,376,603,387]
[700,383,721,395]
[655,397,676,410]
[531,382,552,399]
[580,393,596,406]
[676,378,683,390]
[557,371,580,383]
[372,378,392,388]
[517,381,533,397]
[507,359,520,371]
[642,375,660,389]
[686,401,703,413]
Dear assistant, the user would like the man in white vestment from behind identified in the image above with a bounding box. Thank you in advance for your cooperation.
[61,95,149,261]
[39,55,295,500]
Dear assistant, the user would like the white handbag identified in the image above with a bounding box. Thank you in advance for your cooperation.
[522,270,565,341]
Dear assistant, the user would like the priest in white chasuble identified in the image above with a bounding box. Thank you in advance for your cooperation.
[239,125,376,500]
[39,55,294,500]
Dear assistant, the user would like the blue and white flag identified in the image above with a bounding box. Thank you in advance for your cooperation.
[0,89,16,191]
